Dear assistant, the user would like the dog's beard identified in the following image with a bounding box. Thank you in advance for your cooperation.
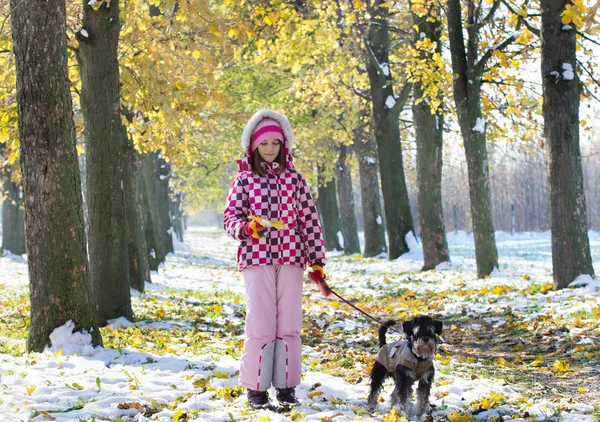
[412,339,437,359]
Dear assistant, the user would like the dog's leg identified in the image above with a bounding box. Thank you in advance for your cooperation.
[391,366,414,416]
[367,361,388,410]
[415,368,434,416]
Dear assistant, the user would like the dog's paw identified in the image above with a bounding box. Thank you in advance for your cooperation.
[382,319,396,327]
[365,402,377,413]
[415,402,431,416]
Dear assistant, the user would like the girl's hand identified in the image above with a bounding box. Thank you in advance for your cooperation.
[308,265,330,297]
[246,221,267,238]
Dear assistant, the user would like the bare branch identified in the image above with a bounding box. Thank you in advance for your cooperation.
[474,32,519,75]
[577,30,600,48]
[577,59,600,103]
[390,82,412,116]
[481,0,502,24]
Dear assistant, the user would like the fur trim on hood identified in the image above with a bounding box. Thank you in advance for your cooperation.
[241,109,295,153]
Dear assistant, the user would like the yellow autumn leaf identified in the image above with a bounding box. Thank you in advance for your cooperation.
[26,385,36,396]
[383,409,408,422]
[89,0,103,11]
[172,408,183,422]
[354,0,364,8]
[330,301,340,307]
[552,360,570,372]
[258,416,272,422]
[307,390,323,399]
[497,357,510,366]
[54,349,63,357]
[530,356,544,367]
[478,287,490,294]
[228,28,239,38]
[264,15,273,26]
[448,412,474,422]
[213,371,230,379]
[492,285,507,294]
[480,391,507,409]
[523,274,531,281]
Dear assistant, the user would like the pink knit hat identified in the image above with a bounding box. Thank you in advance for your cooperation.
[250,118,285,152]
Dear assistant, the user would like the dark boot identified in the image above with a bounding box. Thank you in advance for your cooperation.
[276,387,300,406]
[247,389,270,409]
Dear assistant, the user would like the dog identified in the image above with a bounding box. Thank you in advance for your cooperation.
[367,315,443,416]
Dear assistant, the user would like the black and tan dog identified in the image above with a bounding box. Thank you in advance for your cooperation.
[367,315,443,416]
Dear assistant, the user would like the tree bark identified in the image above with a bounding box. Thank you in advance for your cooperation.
[336,145,361,254]
[317,171,342,251]
[366,0,414,259]
[412,4,450,270]
[170,191,185,242]
[156,155,174,255]
[123,142,151,292]
[446,0,499,277]
[77,0,132,324]
[541,0,594,289]
[1,178,25,255]
[353,123,387,257]
[10,0,101,351]
[143,152,165,269]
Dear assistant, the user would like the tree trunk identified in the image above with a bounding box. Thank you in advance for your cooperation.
[10,0,101,352]
[317,172,342,251]
[1,178,26,255]
[143,152,165,269]
[123,142,151,292]
[336,145,361,254]
[170,191,185,242]
[366,0,414,259]
[156,155,174,255]
[541,0,594,289]
[446,0,499,277]
[353,123,387,257]
[77,0,132,324]
[412,4,450,270]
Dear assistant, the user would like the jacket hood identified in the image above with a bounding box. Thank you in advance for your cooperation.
[241,109,295,152]
[238,109,295,172]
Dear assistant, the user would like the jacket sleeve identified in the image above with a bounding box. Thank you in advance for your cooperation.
[223,174,250,241]
[296,173,326,267]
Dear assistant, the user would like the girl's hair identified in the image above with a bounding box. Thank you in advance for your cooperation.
[251,141,286,176]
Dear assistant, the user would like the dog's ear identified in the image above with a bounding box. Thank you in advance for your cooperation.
[402,319,414,338]
[433,319,443,335]
[382,319,396,328]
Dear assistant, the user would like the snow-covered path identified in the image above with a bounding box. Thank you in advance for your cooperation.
[0,228,598,421]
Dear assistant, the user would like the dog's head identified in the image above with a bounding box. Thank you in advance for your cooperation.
[402,315,443,360]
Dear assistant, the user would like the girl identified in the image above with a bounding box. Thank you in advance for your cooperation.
[224,109,328,409]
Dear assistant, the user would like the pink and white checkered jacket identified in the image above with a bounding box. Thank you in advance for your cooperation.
[224,109,326,271]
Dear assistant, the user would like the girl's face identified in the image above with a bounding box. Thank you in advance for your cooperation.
[257,138,281,163]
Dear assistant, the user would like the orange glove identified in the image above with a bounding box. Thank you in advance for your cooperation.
[245,221,267,238]
[308,265,331,297]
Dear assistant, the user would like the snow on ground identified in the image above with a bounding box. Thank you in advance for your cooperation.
[0,227,598,421]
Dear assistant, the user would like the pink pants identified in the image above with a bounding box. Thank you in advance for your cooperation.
[239,264,304,391]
